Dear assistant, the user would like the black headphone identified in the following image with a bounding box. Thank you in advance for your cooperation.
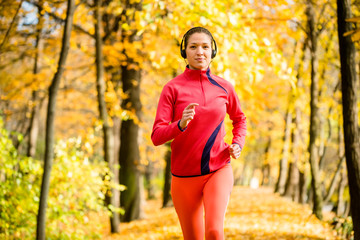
[180,27,217,59]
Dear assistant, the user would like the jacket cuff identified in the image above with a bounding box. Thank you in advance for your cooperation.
[177,120,187,132]
[232,142,242,151]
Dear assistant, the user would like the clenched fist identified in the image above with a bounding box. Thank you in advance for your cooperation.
[229,144,241,159]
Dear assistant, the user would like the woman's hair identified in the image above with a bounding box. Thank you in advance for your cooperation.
[180,26,217,58]
[183,27,214,49]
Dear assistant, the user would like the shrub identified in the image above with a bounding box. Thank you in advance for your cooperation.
[0,118,41,238]
[330,216,354,240]
[0,118,110,239]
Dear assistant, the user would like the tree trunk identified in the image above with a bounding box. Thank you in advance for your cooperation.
[119,0,144,222]
[112,116,121,218]
[145,148,156,200]
[298,171,307,204]
[294,37,308,205]
[337,165,347,216]
[94,0,119,232]
[318,116,332,171]
[162,142,172,208]
[318,31,334,171]
[261,136,271,186]
[36,1,75,239]
[284,162,300,201]
[337,0,360,237]
[324,156,345,203]
[275,108,292,194]
[27,91,41,157]
[306,1,323,220]
[13,111,29,151]
[27,2,44,158]
[325,122,345,203]
[283,119,299,201]
[101,0,123,226]
[295,105,306,204]
[119,119,142,222]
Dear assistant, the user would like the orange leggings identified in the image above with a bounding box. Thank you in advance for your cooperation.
[171,164,233,240]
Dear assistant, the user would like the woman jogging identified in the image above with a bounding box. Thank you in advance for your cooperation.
[151,26,247,240]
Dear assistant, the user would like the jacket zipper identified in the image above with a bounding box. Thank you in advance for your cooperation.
[200,74,206,105]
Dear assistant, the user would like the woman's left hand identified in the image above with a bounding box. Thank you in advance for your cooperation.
[229,144,241,159]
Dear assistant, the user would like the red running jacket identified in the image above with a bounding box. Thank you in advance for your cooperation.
[151,66,246,177]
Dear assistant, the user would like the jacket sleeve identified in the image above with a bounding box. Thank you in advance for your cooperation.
[227,84,247,150]
[151,84,184,146]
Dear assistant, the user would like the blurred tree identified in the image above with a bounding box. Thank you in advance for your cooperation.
[337,0,360,237]
[284,36,308,204]
[262,135,272,186]
[36,0,75,239]
[306,0,323,220]
[275,104,291,195]
[27,0,44,158]
[162,142,172,208]
[283,125,300,201]
[94,0,119,232]
[119,0,144,222]
[337,164,348,217]
[144,150,156,200]
[324,117,345,204]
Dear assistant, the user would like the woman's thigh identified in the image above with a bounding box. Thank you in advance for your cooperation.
[203,164,234,239]
[171,175,205,240]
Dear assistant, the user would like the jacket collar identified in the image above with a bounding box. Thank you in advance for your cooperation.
[183,65,211,80]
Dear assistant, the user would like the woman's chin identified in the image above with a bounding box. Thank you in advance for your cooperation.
[189,63,208,70]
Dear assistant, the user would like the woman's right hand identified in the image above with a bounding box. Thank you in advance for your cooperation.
[179,103,199,129]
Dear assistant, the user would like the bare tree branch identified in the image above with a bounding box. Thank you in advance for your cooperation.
[0,0,24,53]
[25,0,94,38]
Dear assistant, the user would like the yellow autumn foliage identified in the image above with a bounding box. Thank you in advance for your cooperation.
[100,186,341,240]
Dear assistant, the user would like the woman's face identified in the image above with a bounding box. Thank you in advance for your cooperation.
[185,32,212,70]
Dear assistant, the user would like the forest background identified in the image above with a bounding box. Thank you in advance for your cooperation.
[0,0,359,239]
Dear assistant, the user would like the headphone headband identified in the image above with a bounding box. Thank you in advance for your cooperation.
[180,27,217,59]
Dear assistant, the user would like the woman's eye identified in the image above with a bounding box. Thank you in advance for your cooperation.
[203,46,209,49]
[190,46,196,49]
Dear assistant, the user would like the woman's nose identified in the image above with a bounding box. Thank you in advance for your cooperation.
[196,46,204,55]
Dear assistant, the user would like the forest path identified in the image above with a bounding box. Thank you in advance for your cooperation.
[103,186,339,240]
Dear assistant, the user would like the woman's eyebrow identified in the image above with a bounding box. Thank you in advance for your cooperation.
[189,42,211,45]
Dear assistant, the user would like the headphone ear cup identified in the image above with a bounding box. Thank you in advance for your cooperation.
[211,38,217,58]
[181,49,187,58]
[180,36,187,58]
[211,49,216,58]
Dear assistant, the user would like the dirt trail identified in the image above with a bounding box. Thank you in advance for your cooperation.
[104,186,339,240]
